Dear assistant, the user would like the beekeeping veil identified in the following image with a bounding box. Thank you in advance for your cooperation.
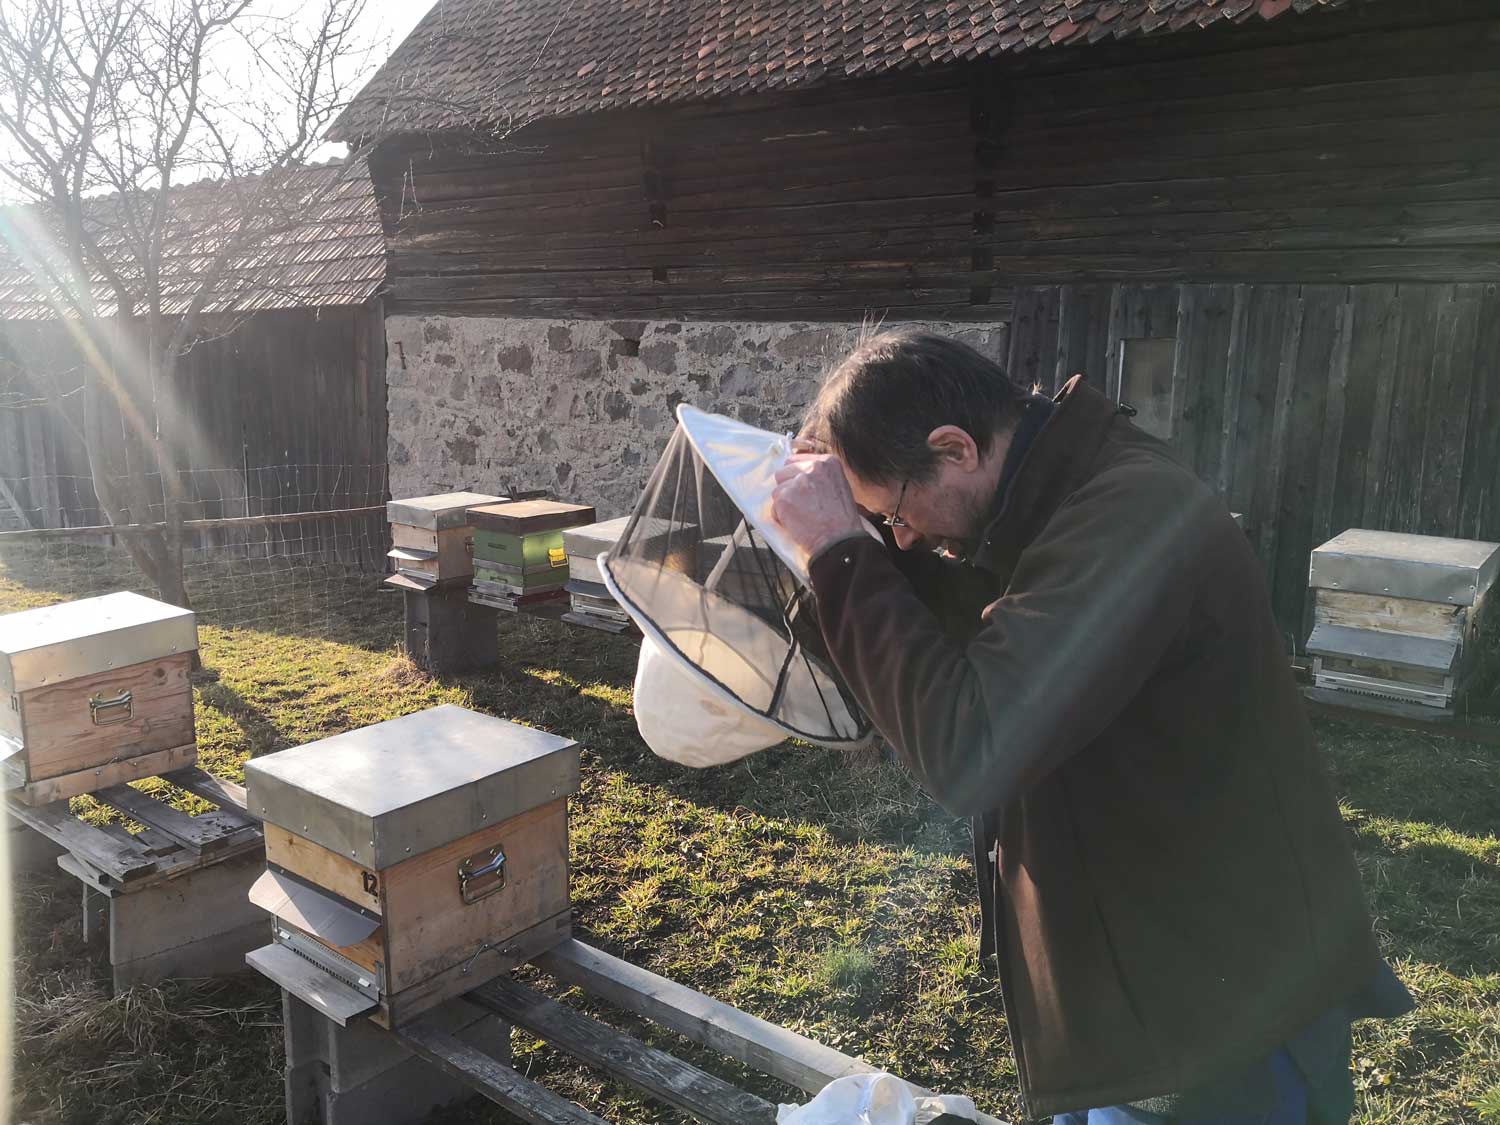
[601,405,876,766]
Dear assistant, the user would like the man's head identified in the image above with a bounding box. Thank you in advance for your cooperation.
[803,330,1027,554]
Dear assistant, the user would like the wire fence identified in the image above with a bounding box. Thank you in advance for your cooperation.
[0,462,393,636]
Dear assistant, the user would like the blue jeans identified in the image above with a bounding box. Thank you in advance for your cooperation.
[1053,1047,1309,1125]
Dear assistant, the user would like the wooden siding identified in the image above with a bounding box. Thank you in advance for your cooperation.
[0,304,388,565]
[1007,281,1500,647]
[370,4,1500,322]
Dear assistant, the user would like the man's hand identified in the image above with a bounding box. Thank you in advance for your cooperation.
[771,450,868,562]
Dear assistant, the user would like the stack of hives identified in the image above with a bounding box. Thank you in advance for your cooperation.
[467,500,596,612]
[1306,530,1498,715]
[560,517,636,633]
[384,491,503,592]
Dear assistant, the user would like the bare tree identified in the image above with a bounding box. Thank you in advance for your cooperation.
[0,0,371,605]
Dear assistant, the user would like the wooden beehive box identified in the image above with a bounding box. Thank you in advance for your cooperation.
[0,592,198,805]
[467,500,596,609]
[244,704,579,1028]
[1307,530,1499,713]
[386,491,504,590]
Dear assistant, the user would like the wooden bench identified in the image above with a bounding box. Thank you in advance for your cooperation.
[253,936,1008,1125]
[7,766,267,990]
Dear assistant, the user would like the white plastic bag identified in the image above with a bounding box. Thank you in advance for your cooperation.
[776,1073,977,1125]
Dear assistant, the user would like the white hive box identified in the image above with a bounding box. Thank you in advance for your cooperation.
[244,704,579,1027]
[1306,530,1499,712]
[386,491,505,590]
[0,592,198,804]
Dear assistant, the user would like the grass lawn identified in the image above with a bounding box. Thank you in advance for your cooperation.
[3,551,1498,1125]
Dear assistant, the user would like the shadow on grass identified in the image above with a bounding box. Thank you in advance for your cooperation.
[191,667,297,761]
[1317,715,1500,841]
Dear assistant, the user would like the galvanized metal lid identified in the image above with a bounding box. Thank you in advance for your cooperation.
[244,704,580,869]
[1308,530,1500,606]
[0,591,198,695]
[561,516,632,556]
[386,491,504,531]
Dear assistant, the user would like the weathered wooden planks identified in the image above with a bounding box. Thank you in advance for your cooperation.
[471,976,779,1125]
[398,1018,614,1125]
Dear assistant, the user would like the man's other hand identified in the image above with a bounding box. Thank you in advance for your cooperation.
[771,452,867,561]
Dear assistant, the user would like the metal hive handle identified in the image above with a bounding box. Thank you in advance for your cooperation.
[89,689,134,725]
[458,845,507,904]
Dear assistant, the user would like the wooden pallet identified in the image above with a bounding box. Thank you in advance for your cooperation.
[7,766,269,989]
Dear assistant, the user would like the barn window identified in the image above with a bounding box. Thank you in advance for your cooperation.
[1118,337,1176,440]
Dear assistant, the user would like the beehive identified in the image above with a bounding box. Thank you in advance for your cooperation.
[467,500,596,611]
[245,704,579,1028]
[561,517,634,632]
[385,491,504,590]
[1307,530,1499,713]
[0,592,198,804]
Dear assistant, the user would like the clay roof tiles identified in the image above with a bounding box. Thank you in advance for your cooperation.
[332,0,1358,142]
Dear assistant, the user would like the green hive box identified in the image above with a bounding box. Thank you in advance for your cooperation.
[472,527,568,572]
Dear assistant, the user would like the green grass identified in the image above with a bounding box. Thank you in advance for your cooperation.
[3,551,1498,1124]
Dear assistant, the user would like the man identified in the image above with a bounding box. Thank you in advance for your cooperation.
[769,331,1410,1124]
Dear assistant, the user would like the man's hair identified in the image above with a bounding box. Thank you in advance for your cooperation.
[803,329,1027,484]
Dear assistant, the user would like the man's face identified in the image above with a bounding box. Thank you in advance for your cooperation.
[846,466,990,556]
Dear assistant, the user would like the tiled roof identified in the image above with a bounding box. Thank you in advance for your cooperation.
[0,161,385,321]
[332,0,1359,142]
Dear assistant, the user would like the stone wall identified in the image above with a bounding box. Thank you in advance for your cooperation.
[386,316,1008,517]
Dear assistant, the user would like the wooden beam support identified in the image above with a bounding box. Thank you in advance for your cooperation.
[534,940,1008,1125]
[469,975,778,1125]
[398,1017,613,1125]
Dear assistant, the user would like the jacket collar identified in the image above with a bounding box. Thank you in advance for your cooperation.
[970,375,1120,578]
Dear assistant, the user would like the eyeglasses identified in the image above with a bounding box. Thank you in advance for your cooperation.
[882,479,910,529]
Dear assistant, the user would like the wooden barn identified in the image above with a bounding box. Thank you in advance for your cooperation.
[0,161,388,545]
[332,0,1500,647]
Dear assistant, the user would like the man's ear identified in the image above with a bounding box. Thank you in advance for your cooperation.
[926,425,981,472]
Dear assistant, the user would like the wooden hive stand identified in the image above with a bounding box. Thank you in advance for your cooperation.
[251,936,1007,1125]
[6,766,267,990]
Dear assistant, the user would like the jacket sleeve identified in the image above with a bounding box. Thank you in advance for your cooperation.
[807,466,1207,816]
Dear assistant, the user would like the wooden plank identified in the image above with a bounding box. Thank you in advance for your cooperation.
[1169,284,1237,483]
[381,799,570,995]
[378,909,571,1030]
[1004,286,1059,391]
[1382,285,1446,533]
[1313,590,1465,641]
[1224,286,1290,555]
[469,975,778,1125]
[1311,294,1355,548]
[398,1017,612,1125]
[1255,289,1303,590]
[161,766,252,816]
[1216,285,1252,500]
[11,743,198,807]
[1269,285,1340,648]
[19,654,195,781]
[535,940,875,1097]
[1053,284,1112,393]
[1456,283,1500,540]
[5,797,158,882]
[1417,286,1482,536]
[264,823,382,916]
[533,941,1007,1125]
[95,783,256,855]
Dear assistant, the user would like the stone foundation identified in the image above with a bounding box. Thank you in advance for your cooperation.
[386,316,1008,517]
